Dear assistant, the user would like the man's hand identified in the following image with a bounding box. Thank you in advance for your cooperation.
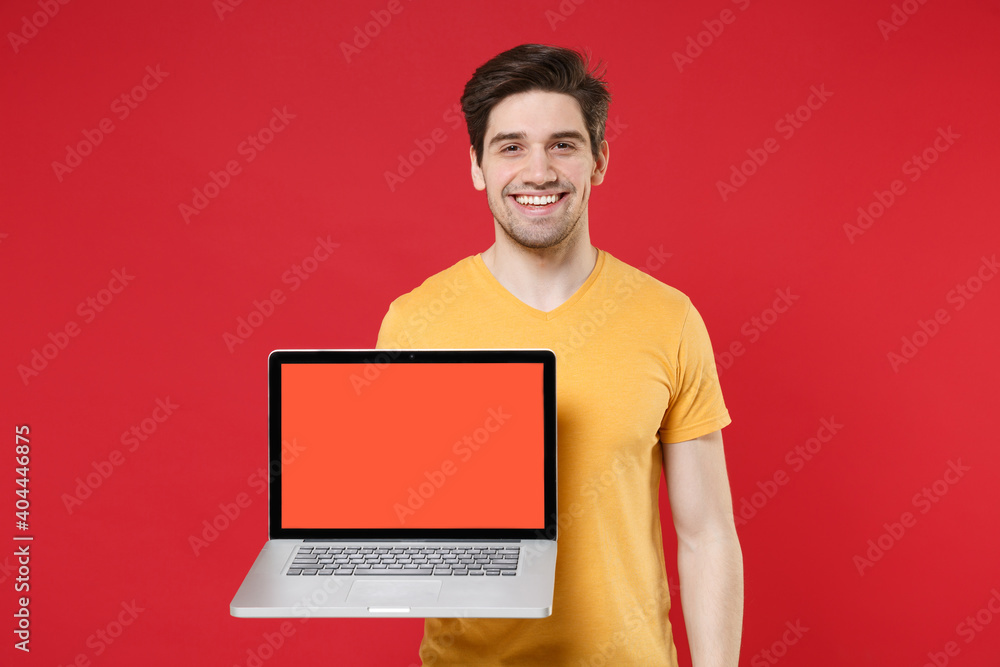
[664,429,743,667]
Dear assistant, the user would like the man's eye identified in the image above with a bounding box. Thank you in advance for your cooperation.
[554,142,573,150]
[502,145,520,153]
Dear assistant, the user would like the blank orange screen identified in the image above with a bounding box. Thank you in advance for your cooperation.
[280,362,545,529]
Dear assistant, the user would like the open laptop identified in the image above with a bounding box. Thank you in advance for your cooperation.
[230,348,558,618]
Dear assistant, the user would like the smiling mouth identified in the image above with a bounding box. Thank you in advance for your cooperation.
[509,193,567,210]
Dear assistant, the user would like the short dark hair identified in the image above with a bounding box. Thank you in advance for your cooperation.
[460,44,611,167]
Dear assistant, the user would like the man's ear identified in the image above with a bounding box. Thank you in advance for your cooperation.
[591,139,610,186]
[470,145,486,191]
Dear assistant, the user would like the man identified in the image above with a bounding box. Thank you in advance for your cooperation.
[376,43,743,667]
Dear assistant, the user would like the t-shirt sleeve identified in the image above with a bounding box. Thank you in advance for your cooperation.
[375,300,402,349]
[375,298,418,350]
[658,299,732,444]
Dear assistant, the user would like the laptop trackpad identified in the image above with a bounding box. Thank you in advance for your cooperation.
[347,580,442,608]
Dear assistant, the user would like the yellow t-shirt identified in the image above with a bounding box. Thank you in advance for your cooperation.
[375,248,731,667]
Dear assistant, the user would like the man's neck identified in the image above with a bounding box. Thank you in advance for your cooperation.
[481,231,598,313]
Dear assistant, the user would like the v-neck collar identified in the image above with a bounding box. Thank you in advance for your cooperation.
[471,248,607,321]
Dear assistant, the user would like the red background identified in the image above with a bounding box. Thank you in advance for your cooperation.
[3,0,999,665]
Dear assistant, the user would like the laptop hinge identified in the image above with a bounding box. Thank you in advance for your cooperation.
[302,538,523,542]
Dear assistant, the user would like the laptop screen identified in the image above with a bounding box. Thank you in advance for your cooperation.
[276,355,548,533]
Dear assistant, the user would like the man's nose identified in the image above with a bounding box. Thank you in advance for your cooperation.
[522,147,557,185]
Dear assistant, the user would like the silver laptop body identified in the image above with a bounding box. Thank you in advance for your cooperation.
[230,349,558,618]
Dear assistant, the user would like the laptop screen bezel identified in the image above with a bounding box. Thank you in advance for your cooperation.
[266,349,557,541]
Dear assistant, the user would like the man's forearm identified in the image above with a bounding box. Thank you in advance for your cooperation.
[676,527,744,667]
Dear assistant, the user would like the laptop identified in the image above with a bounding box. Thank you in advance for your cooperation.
[230,348,558,618]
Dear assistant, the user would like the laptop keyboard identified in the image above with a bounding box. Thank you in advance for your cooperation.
[286,545,520,576]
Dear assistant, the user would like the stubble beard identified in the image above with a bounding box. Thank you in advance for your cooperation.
[487,185,585,251]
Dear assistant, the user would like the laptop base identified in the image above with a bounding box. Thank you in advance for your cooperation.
[231,539,557,618]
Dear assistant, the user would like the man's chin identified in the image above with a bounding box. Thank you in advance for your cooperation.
[498,219,577,250]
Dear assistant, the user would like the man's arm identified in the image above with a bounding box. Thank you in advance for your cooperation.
[663,428,743,667]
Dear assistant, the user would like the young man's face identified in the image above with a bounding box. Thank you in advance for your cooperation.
[471,90,609,251]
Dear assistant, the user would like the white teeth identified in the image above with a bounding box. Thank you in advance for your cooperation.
[514,194,560,206]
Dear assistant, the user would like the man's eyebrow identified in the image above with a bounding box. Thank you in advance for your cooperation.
[487,130,588,147]
[549,130,588,143]
[488,131,527,148]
